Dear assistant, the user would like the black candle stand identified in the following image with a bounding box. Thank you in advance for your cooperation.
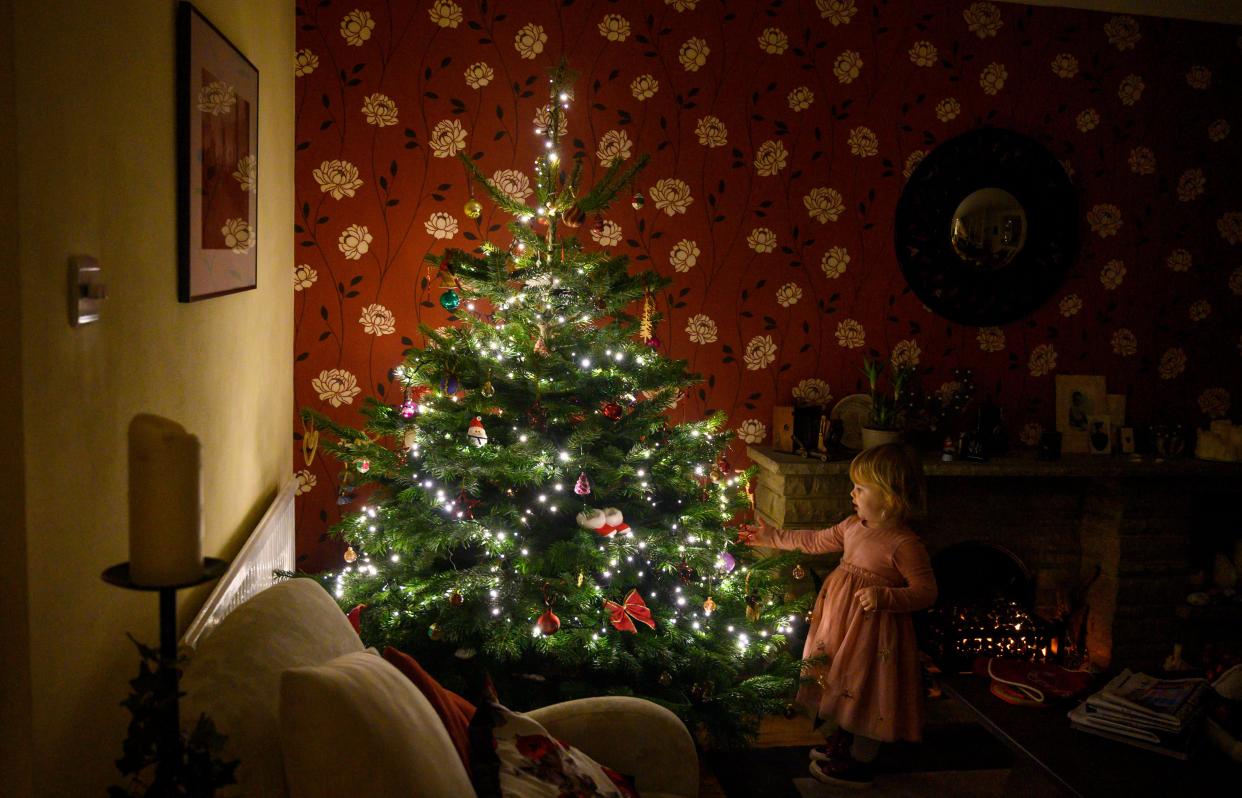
[103,558,227,791]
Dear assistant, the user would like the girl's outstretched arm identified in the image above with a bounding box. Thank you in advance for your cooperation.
[742,517,847,554]
[866,538,937,612]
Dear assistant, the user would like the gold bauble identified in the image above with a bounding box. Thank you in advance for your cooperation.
[792,563,807,580]
[702,596,717,615]
[343,545,358,563]
[464,199,483,219]
[481,380,495,397]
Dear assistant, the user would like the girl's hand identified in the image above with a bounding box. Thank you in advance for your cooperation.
[737,520,771,546]
[854,587,879,612]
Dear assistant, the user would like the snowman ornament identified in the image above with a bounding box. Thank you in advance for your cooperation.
[467,416,488,447]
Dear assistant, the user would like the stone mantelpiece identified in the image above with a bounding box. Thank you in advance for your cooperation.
[747,445,1242,669]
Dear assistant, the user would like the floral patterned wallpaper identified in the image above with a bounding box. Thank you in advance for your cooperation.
[293,0,1242,571]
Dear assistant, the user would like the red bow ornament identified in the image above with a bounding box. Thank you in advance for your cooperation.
[604,589,656,634]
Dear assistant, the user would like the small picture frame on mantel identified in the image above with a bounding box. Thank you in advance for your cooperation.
[1055,375,1106,454]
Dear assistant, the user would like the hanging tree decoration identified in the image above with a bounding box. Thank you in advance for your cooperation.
[702,596,717,616]
[604,589,656,633]
[574,471,592,496]
[343,545,358,564]
[466,416,488,447]
[439,288,461,311]
[464,198,483,219]
[536,583,561,635]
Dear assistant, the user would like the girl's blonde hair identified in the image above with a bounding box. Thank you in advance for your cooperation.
[849,443,927,523]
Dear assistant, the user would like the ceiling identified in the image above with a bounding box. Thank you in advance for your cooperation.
[996,0,1242,25]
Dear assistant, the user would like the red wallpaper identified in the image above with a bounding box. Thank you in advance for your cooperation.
[293,0,1242,571]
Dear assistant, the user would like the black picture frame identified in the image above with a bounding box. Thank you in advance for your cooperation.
[177,2,259,302]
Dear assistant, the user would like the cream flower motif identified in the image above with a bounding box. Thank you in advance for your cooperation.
[666,0,699,10]
[1019,422,1043,447]
[1100,260,1126,290]
[964,2,1003,38]
[821,246,850,278]
[197,80,236,115]
[891,339,921,369]
[977,327,1005,352]
[903,150,927,178]
[685,314,718,344]
[1158,347,1186,379]
[597,130,632,166]
[1177,169,1205,202]
[591,220,622,246]
[1104,15,1140,51]
[650,178,693,216]
[935,98,961,121]
[817,0,857,25]
[362,93,398,127]
[630,74,659,100]
[736,419,767,444]
[847,127,879,158]
[1059,294,1083,316]
[533,104,568,138]
[1076,109,1100,132]
[429,119,467,158]
[805,187,845,223]
[1198,388,1231,418]
[679,37,710,71]
[294,263,318,291]
[313,160,362,200]
[835,319,865,349]
[1167,249,1192,272]
[1208,119,1231,142]
[1118,74,1144,106]
[758,28,788,54]
[340,10,375,46]
[833,50,862,83]
[598,14,630,41]
[428,0,462,27]
[744,335,777,370]
[1028,343,1057,377]
[788,86,814,111]
[1189,299,1211,321]
[313,368,361,407]
[1230,267,1242,295]
[359,303,395,336]
[338,224,371,260]
[748,228,777,253]
[489,169,533,202]
[464,62,493,89]
[295,469,317,496]
[222,219,253,254]
[1111,328,1137,356]
[1128,147,1156,175]
[1218,211,1242,245]
[670,240,700,273]
[232,154,257,193]
[754,140,787,175]
[696,116,728,148]
[1051,53,1078,78]
[909,41,937,67]
[980,62,1008,95]
[1186,66,1212,90]
[294,49,318,77]
[1087,204,1122,238]
[424,212,458,240]
[793,378,832,405]
[776,283,802,307]
[514,23,546,59]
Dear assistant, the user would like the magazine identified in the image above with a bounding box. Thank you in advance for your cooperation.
[1087,669,1209,729]
[1068,703,1197,760]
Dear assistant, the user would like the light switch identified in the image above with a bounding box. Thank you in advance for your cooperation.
[69,255,107,326]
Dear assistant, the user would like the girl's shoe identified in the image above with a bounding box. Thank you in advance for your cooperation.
[808,729,853,763]
[809,757,874,790]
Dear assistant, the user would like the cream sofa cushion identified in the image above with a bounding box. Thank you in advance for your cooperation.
[181,579,364,797]
[280,650,475,798]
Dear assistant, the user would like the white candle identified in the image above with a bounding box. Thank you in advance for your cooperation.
[128,414,203,586]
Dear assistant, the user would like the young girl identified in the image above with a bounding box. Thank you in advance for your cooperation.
[742,443,936,788]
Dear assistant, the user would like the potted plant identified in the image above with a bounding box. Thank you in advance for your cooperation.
[860,356,912,449]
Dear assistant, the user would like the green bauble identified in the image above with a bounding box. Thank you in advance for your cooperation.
[439,289,461,311]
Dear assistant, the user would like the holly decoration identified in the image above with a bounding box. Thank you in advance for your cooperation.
[439,289,461,311]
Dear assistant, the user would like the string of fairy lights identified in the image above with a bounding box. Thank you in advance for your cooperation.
[332,68,799,655]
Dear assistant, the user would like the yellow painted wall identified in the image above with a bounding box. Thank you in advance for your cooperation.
[10,1,293,794]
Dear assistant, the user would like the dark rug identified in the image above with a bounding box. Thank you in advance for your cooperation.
[703,723,1013,798]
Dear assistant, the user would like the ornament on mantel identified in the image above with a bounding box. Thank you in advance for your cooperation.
[343,545,358,563]
[439,289,461,311]
[574,471,592,495]
[464,198,483,219]
[792,563,807,581]
[467,416,488,447]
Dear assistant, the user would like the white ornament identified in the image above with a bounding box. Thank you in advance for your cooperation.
[467,416,488,447]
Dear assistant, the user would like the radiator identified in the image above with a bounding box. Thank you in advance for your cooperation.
[181,477,297,649]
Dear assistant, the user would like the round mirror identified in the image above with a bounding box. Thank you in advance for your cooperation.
[949,188,1027,271]
[894,128,1077,326]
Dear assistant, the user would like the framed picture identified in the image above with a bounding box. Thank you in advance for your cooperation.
[1055,375,1106,454]
[177,2,259,302]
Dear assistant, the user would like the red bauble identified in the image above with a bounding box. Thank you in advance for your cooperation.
[601,402,623,421]
[537,608,561,635]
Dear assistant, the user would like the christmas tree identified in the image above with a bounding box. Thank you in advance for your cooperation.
[305,62,802,747]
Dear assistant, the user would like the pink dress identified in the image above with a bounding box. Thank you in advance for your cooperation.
[763,515,937,742]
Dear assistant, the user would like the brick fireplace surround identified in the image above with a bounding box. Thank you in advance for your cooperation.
[748,446,1242,670]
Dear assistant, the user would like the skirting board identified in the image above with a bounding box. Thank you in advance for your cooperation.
[181,477,297,649]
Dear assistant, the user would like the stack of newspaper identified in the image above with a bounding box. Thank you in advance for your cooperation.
[1068,669,1210,759]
